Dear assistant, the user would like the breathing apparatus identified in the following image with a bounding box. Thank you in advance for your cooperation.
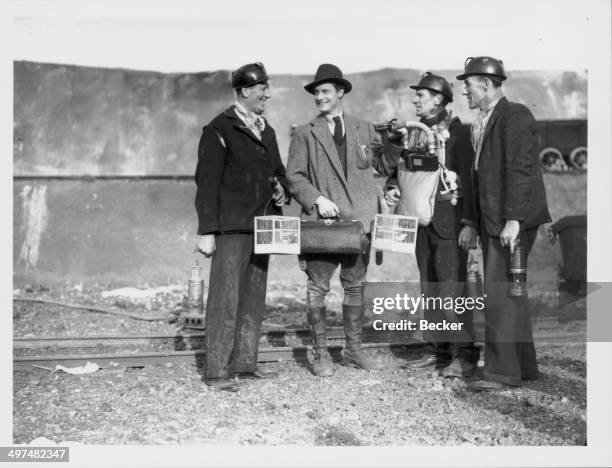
[376,119,460,206]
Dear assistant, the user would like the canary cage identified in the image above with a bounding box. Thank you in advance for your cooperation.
[254,216,301,254]
[372,214,418,253]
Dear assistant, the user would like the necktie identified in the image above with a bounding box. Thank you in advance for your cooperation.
[332,116,343,144]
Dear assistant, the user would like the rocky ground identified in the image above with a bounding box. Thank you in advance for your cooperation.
[12,280,586,446]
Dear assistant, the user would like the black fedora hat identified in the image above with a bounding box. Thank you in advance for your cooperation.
[304,64,352,94]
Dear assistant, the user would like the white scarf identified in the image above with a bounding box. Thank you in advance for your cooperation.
[234,102,266,139]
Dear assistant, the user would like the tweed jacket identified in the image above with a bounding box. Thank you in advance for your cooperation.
[469,97,551,236]
[286,114,383,233]
[194,106,287,235]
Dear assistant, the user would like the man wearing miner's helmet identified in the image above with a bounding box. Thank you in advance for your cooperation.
[376,72,480,379]
[195,62,290,392]
[456,56,551,391]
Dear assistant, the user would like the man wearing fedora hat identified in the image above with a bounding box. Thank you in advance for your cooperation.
[286,63,383,376]
[377,72,480,379]
[455,56,551,391]
[195,62,289,391]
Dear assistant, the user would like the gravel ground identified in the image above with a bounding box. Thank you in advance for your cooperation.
[12,281,586,446]
[13,343,586,446]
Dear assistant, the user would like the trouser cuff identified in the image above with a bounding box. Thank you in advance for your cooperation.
[483,370,522,386]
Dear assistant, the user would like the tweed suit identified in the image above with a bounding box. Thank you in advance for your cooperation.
[286,114,383,307]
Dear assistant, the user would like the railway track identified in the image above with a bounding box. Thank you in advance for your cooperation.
[13,323,585,370]
[12,341,419,370]
[12,327,357,351]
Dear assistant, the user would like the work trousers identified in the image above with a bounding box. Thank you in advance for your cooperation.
[415,224,480,364]
[204,233,269,379]
[303,238,371,308]
[481,228,539,385]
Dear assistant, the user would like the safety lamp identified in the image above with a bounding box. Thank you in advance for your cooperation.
[179,253,206,331]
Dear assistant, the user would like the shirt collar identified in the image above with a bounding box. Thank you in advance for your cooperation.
[479,95,502,113]
[234,101,252,120]
[323,111,344,123]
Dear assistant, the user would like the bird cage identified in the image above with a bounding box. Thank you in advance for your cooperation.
[254,216,301,254]
[372,214,418,253]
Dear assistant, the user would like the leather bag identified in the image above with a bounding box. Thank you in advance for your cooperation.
[300,220,369,254]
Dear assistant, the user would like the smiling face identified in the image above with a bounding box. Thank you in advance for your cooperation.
[241,82,271,115]
[462,76,488,109]
[313,82,344,115]
[412,89,441,118]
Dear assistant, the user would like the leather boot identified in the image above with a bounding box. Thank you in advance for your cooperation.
[306,306,334,377]
[342,304,378,371]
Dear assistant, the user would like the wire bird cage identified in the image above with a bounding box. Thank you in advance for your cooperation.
[254,216,301,254]
[372,214,418,254]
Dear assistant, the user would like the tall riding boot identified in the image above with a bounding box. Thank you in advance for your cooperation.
[343,304,378,371]
[306,306,334,377]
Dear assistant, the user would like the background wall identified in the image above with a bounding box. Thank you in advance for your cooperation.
[12,174,586,287]
[14,61,587,173]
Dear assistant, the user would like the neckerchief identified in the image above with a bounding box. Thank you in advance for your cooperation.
[420,109,448,128]
[234,102,266,139]
[405,109,450,151]
[471,96,502,170]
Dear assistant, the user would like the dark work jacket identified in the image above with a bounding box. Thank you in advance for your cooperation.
[470,97,551,236]
[194,106,287,235]
[375,115,476,240]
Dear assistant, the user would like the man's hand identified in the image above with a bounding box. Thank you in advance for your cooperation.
[314,195,339,218]
[500,220,520,253]
[197,234,216,258]
[270,176,288,206]
[458,225,478,251]
[387,119,406,139]
[384,188,401,207]
[386,119,406,142]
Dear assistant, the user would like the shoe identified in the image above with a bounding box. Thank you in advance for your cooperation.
[342,304,380,371]
[440,358,476,379]
[468,379,516,392]
[307,306,334,377]
[234,370,278,380]
[312,349,334,377]
[344,348,379,371]
[404,355,439,370]
[204,377,241,392]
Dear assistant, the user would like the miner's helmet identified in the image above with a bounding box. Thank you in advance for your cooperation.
[231,62,270,89]
[409,72,454,102]
[456,56,507,81]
